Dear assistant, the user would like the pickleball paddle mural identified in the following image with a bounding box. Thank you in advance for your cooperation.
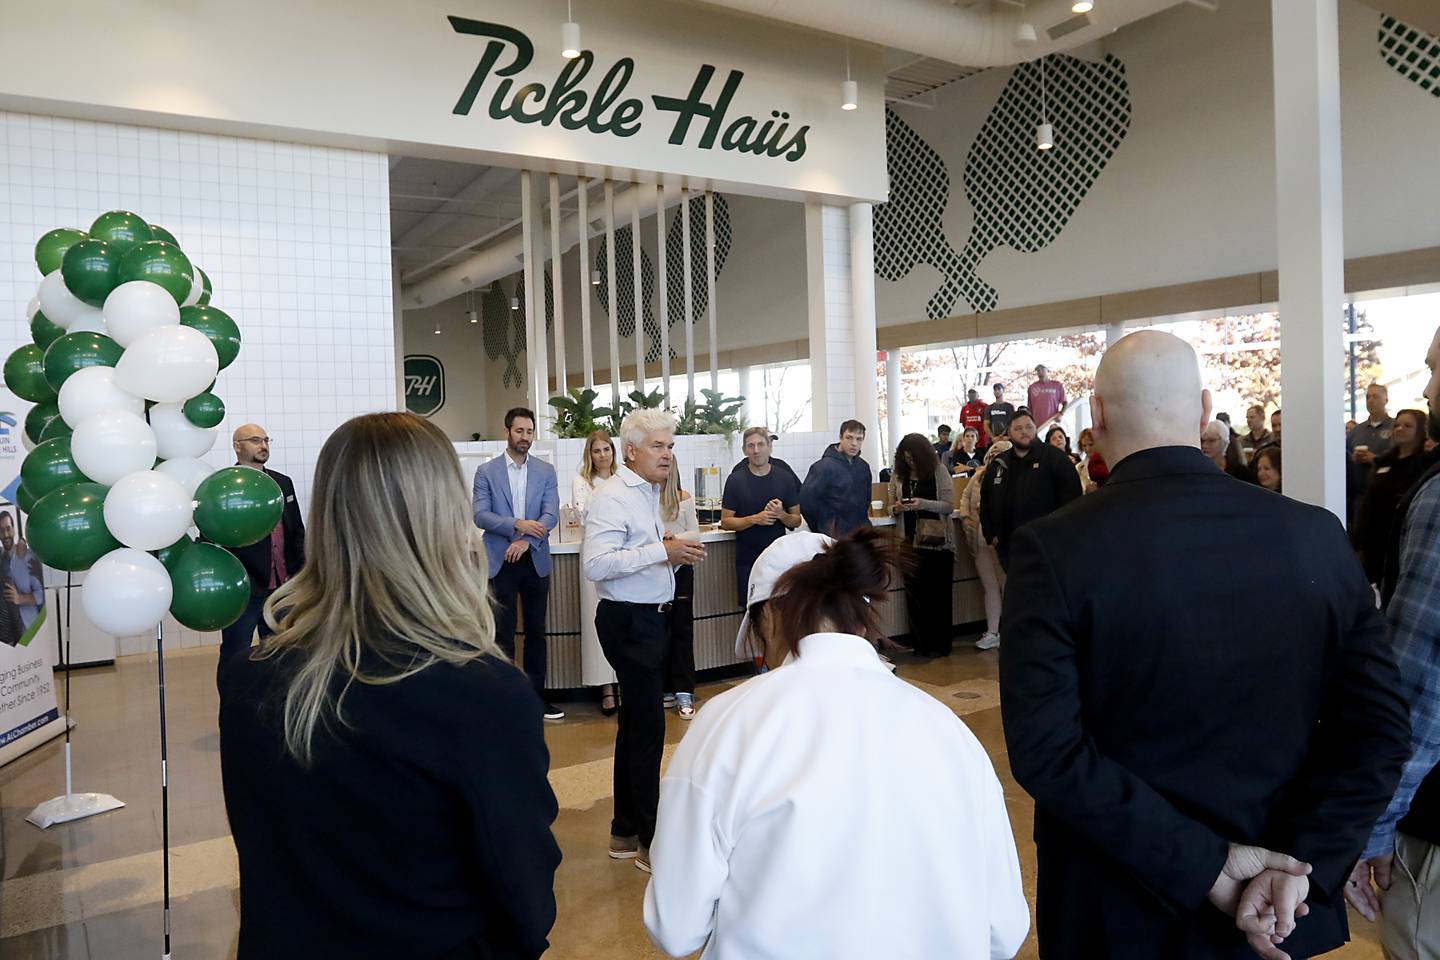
[1379,15,1439,98]
[594,192,732,363]
[876,53,1132,318]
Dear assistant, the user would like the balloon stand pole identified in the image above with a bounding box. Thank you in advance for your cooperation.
[27,574,124,829]
[156,621,173,960]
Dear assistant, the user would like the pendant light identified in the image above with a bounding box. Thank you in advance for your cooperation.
[467,289,478,323]
[841,44,858,111]
[1015,0,1037,47]
[433,318,441,335]
[1036,56,1054,151]
[591,270,601,286]
[561,1,580,59]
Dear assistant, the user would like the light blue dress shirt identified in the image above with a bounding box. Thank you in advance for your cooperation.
[583,465,675,604]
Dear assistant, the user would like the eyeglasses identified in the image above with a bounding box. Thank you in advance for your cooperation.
[239,436,272,445]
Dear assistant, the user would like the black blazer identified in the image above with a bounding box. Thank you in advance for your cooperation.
[226,466,305,595]
[219,649,562,959]
[999,446,1410,959]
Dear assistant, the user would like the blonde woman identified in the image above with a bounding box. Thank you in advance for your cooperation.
[960,440,1010,651]
[219,413,561,959]
[660,455,700,718]
[574,430,620,714]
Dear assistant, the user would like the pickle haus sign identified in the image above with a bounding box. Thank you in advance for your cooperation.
[449,17,813,162]
[0,0,886,201]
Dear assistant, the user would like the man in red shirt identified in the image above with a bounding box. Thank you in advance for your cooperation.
[1027,365,1068,428]
[960,388,990,447]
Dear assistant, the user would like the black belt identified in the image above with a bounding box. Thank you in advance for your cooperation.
[602,599,673,614]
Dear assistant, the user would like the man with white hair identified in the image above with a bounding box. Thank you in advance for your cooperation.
[585,409,706,873]
[1000,330,1410,959]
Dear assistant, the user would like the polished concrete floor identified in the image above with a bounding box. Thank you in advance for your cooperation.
[0,637,1385,959]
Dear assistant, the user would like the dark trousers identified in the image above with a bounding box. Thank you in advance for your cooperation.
[491,553,550,701]
[905,547,954,656]
[219,591,274,682]
[596,599,668,845]
[666,565,696,695]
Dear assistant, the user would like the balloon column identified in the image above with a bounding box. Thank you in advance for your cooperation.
[4,212,278,638]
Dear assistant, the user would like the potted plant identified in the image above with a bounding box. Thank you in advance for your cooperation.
[675,388,745,437]
[548,387,605,439]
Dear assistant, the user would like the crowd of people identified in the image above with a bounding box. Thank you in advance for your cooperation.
[206,323,1440,960]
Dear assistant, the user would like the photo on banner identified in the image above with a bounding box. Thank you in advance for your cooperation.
[0,391,63,767]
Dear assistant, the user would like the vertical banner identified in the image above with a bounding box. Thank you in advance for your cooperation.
[0,389,63,768]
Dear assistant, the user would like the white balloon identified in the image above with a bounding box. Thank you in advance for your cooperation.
[181,273,203,308]
[149,402,217,460]
[21,431,35,453]
[38,270,91,329]
[113,326,219,403]
[26,295,40,321]
[58,365,145,427]
[64,307,108,336]
[103,281,181,348]
[103,470,194,551]
[156,457,215,498]
[82,548,173,637]
[71,410,158,486]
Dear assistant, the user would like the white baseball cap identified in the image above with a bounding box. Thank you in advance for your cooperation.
[734,532,834,658]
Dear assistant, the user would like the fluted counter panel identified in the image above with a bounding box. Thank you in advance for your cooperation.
[530,519,985,690]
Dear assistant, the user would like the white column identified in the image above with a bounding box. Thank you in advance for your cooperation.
[657,183,672,403]
[885,351,902,468]
[578,177,594,389]
[738,365,753,427]
[520,171,541,420]
[706,190,719,392]
[1272,0,1345,517]
[604,180,620,409]
[803,202,830,432]
[548,173,567,399]
[850,202,881,476]
[682,189,695,404]
[631,193,645,396]
[1104,322,1126,347]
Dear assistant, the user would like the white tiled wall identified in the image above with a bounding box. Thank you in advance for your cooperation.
[0,110,397,655]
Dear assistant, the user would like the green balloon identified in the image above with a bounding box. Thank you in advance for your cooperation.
[168,542,252,631]
[30,310,65,351]
[5,344,57,403]
[88,210,153,257]
[183,391,225,428]
[39,416,74,443]
[179,305,241,369]
[148,224,179,246]
[43,332,122,393]
[35,228,89,276]
[16,483,38,515]
[198,268,212,306]
[60,238,122,306]
[27,483,120,572]
[21,437,88,500]
[154,534,196,573]
[194,467,283,548]
[118,241,194,306]
[24,400,61,445]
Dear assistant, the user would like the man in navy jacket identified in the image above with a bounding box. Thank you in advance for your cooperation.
[799,420,872,537]
[473,407,562,720]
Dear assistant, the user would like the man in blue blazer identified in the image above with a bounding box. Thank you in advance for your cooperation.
[473,407,563,720]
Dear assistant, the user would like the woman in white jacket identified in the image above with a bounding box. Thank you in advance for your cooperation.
[644,527,1029,960]
[573,430,619,713]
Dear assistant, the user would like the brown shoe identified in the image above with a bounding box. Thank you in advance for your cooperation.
[635,844,651,874]
[608,834,639,860]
